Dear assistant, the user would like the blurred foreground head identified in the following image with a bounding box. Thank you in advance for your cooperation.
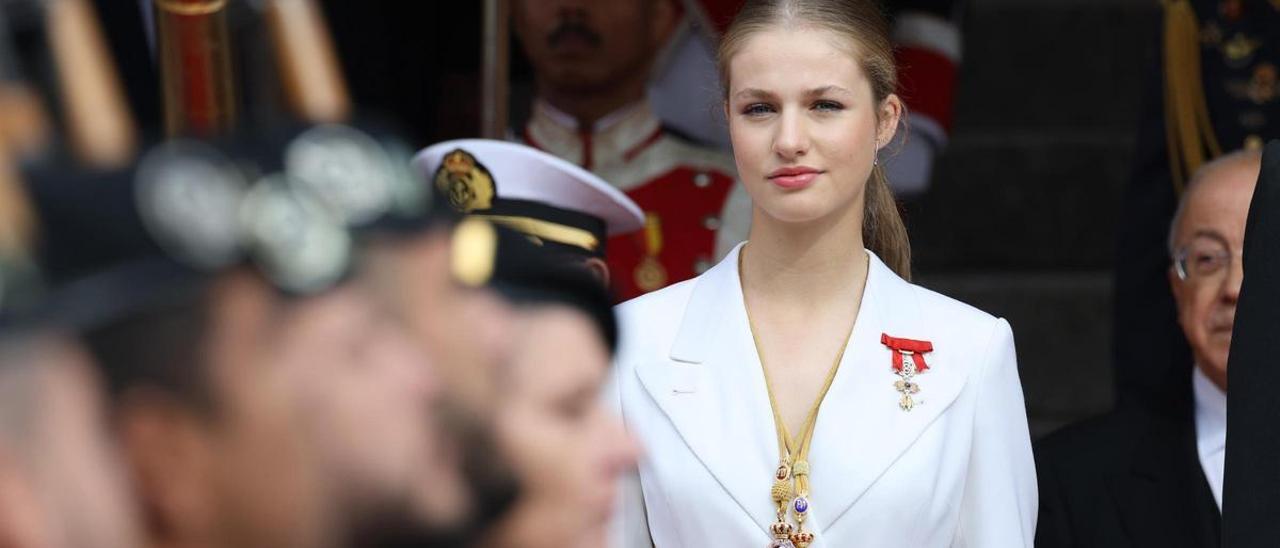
[27,124,473,548]
[359,205,525,545]
[0,328,144,548]
[476,233,639,548]
[1168,149,1263,392]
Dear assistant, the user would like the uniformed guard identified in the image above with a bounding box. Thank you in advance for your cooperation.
[414,138,644,286]
[512,0,749,300]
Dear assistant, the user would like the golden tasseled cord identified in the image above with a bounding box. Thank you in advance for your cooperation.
[1162,0,1222,194]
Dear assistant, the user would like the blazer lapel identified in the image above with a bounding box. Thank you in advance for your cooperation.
[634,243,782,534]
[809,254,974,530]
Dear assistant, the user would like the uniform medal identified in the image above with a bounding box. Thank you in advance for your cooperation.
[635,213,667,292]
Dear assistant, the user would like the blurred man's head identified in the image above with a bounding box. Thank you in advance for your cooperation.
[1168,149,1262,391]
[0,330,144,548]
[478,257,638,548]
[362,225,515,420]
[514,0,677,120]
[88,267,470,548]
[360,219,523,541]
[23,123,473,548]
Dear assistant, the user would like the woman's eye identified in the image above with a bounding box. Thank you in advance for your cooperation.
[741,103,775,116]
[813,100,844,112]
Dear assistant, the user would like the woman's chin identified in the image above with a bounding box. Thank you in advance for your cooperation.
[756,198,845,226]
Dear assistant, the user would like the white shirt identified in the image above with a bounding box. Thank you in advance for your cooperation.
[1192,365,1227,511]
[607,244,1038,547]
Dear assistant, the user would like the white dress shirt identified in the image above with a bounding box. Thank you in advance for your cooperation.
[1192,366,1227,511]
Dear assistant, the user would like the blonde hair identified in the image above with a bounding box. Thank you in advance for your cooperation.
[718,0,912,280]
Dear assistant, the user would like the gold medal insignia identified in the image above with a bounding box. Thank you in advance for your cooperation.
[434,149,496,213]
[634,213,667,292]
[635,256,668,293]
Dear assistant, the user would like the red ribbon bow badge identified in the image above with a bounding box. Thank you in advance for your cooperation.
[880,334,934,374]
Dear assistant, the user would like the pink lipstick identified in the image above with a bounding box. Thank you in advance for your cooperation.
[767,166,823,190]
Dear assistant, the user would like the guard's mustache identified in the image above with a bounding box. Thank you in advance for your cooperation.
[547,20,602,49]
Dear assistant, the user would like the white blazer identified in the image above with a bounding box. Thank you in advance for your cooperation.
[607,244,1036,547]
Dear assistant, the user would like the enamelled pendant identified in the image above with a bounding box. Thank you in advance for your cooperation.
[789,460,814,548]
[770,462,796,547]
[768,460,815,548]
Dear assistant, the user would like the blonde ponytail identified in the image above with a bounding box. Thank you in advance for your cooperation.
[863,165,911,280]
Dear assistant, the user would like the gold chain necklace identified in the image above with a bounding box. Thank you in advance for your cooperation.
[740,250,853,548]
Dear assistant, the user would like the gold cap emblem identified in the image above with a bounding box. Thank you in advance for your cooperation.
[434,149,495,213]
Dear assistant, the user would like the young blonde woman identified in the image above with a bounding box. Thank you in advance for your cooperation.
[608,1,1036,546]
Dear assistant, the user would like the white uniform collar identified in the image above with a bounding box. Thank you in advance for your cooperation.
[1192,364,1227,510]
[526,99,663,171]
[535,100,645,133]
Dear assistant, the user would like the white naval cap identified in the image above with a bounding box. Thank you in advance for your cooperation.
[413,139,643,257]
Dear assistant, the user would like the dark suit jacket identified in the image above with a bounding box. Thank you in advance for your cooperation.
[1035,400,1221,548]
[1222,140,1280,547]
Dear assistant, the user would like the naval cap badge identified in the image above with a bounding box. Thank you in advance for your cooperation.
[433,149,495,213]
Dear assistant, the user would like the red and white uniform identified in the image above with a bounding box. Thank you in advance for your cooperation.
[522,100,750,301]
[889,9,962,195]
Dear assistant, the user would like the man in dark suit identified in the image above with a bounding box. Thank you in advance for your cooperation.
[1036,149,1262,548]
[1221,140,1280,548]
[1112,0,1279,414]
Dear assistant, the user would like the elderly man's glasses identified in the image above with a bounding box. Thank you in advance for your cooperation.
[1173,234,1237,282]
